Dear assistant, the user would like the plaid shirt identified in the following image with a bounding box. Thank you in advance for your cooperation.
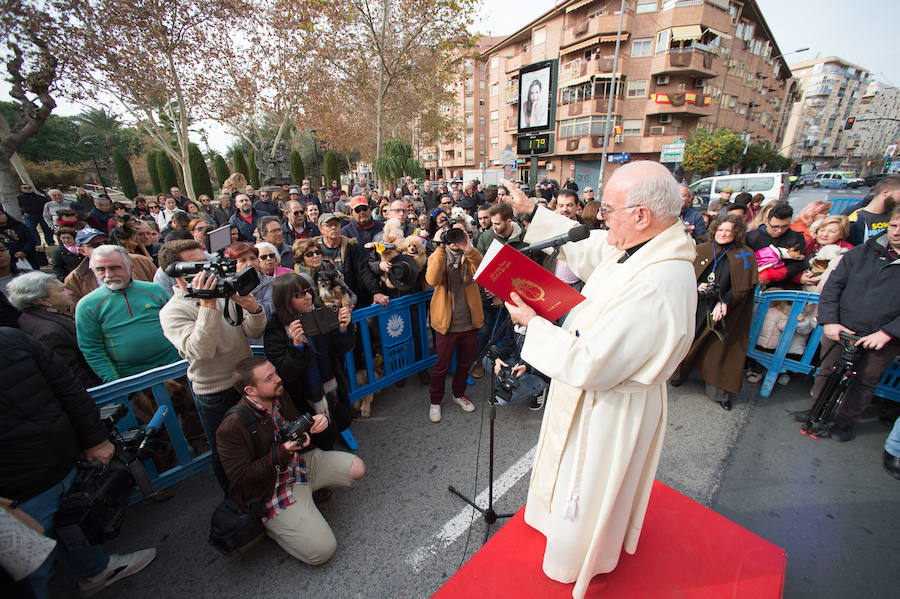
[246,399,309,522]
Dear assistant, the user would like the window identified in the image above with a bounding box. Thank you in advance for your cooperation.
[490,82,498,96]
[464,97,474,112]
[728,96,737,109]
[626,79,648,98]
[533,27,546,45]
[737,103,747,115]
[656,29,670,55]
[465,134,474,147]
[490,136,499,149]
[560,81,593,105]
[479,133,485,141]
[636,0,657,13]
[729,2,743,25]
[631,38,652,57]
[623,119,643,135]
[490,110,499,121]
[490,56,499,69]
[560,116,622,138]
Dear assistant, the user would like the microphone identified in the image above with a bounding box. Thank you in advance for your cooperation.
[138,406,168,453]
[522,224,591,253]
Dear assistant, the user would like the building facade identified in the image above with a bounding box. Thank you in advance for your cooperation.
[849,82,900,175]
[423,0,796,188]
[781,56,871,171]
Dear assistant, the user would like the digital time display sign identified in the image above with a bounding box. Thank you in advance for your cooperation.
[517,133,552,155]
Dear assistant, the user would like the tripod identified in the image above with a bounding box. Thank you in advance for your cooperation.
[802,331,863,439]
[448,315,516,544]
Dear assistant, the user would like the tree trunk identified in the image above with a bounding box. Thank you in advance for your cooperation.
[375,0,390,172]
[168,52,196,200]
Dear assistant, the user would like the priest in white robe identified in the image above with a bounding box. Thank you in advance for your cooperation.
[500,162,698,599]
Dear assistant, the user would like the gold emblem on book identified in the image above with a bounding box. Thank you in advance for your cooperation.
[511,278,545,303]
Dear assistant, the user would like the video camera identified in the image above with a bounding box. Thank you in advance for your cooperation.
[55,403,169,551]
[165,258,259,300]
[494,364,521,404]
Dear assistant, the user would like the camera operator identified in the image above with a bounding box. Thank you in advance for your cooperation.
[0,327,156,598]
[217,356,365,565]
[425,222,483,423]
[157,240,267,491]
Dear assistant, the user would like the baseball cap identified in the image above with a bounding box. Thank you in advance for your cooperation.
[75,227,107,247]
[721,187,733,194]
[289,188,300,195]
[318,213,341,227]
[349,196,369,210]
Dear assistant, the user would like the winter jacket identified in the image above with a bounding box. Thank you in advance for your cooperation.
[425,245,484,335]
[341,219,384,248]
[229,208,270,242]
[818,232,900,339]
[475,221,527,255]
[17,192,49,218]
[746,225,807,282]
[0,327,108,502]
[18,308,100,388]
[52,245,82,281]
[282,220,320,248]
[64,253,158,304]
[317,236,381,308]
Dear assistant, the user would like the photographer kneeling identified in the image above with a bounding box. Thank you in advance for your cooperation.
[217,357,365,565]
[158,240,267,491]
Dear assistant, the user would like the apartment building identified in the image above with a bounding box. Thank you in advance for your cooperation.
[423,0,795,188]
[849,82,900,175]
[781,56,871,171]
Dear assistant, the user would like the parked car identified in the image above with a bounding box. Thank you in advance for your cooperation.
[793,172,818,189]
[688,172,791,208]
[863,172,891,187]
[812,171,864,189]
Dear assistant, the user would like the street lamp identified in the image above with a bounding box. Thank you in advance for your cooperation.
[309,129,321,191]
[82,141,108,197]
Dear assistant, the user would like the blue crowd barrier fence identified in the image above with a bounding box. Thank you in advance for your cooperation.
[829,198,862,215]
[746,289,900,403]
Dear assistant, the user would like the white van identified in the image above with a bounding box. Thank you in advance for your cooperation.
[689,172,791,208]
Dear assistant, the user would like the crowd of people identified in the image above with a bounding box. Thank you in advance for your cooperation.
[1,167,898,597]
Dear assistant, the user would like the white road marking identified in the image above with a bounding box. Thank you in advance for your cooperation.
[405,444,537,571]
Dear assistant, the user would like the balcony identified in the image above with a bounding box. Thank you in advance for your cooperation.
[646,92,712,116]
[559,97,624,119]
[559,56,622,86]
[650,48,717,79]
[505,117,518,131]
[562,10,633,48]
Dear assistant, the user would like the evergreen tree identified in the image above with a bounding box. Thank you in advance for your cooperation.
[247,148,260,189]
[155,152,179,190]
[233,148,250,179]
[146,151,163,194]
[213,154,230,187]
[290,150,305,186]
[189,143,214,200]
[324,150,340,187]
[112,147,138,199]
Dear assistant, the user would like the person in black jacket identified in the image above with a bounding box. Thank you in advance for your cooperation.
[0,327,156,598]
[797,207,900,442]
[17,183,54,246]
[263,273,356,444]
[51,226,82,280]
[745,202,806,286]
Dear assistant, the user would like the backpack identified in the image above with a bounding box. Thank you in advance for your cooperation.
[208,404,266,556]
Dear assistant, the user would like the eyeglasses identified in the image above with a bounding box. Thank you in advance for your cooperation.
[598,204,641,217]
[290,210,305,215]
[149,205,159,210]
[354,206,369,213]
[259,253,277,260]
[767,223,790,231]
[292,289,312,298]
[86,239,107,248]
[584,189,594,193]
[304,250,323,257]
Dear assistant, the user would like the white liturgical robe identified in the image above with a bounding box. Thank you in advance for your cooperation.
[520,207,697,599]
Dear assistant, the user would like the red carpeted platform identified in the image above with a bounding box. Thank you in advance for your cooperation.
[434,480,786,599]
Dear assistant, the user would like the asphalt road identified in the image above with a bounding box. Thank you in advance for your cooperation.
[786,184,870,215]
[49,368,899,599]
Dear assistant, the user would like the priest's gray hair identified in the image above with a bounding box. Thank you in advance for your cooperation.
[5,271,57,310]
[89,244,132,269]
[621,161,682,219]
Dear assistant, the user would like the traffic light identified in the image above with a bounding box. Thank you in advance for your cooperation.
[844,117,855,130]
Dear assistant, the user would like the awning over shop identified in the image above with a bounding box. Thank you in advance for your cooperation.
[561,35,600,55]
[704,26,732,40]
[600,33,629,42]
[561,74,593,87]
[671,25,703,42]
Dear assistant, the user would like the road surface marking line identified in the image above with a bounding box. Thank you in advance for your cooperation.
[405,444,537,571]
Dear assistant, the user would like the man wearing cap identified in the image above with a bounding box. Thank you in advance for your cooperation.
[707,187,732,214]
[213,192,235,227]
[75,245,180,382]
[64,228,157,303]
[342,196,384,247]
[229,193,270,242]
[318,212,387,307]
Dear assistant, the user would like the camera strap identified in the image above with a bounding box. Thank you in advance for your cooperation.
[223,298,245,326]
[120,456,155,500]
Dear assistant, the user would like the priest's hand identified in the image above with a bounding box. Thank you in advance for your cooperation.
[506,292,537,327]
[499,178,535,216]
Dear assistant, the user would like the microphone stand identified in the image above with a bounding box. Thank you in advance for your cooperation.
[448,316,516,544]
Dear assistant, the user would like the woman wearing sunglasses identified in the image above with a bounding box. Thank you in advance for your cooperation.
[256,241,292,278]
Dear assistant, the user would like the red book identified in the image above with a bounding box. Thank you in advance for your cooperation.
[474,240,586,322]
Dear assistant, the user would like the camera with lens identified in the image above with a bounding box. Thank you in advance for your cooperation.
[165,255,259,299]
[495,364,521,403]
[278,413,315,445]
[438,225,466,245]
[698,280,721,302]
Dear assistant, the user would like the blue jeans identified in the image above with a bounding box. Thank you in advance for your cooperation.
[886,417,900,458]
[18,468,109,599]
[24,216,55,246]
[193,387,242,491]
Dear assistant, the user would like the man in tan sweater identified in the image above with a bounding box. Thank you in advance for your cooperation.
[158,240,267,490]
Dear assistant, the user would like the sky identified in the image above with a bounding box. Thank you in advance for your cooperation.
[4,0,897,154]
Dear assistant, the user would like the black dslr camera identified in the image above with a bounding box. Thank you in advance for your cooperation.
[165,257,259,299]
[698,280,721,302]
[495,364,521,404]
[279,413,315,444]
[438,225,466,245]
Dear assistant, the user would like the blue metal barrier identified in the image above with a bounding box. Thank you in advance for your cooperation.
[88,361,211,498]
[829,198,862,215]
[344,290,435,402]
[747,289,900,402]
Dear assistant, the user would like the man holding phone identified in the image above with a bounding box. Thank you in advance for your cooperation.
[157,239,267,490]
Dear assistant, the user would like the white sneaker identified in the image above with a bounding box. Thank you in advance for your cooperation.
[453,396,476,412]
[429,404,442,422]
[79,548,157,597]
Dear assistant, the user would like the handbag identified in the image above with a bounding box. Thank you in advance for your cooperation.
[208,404,265,556]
